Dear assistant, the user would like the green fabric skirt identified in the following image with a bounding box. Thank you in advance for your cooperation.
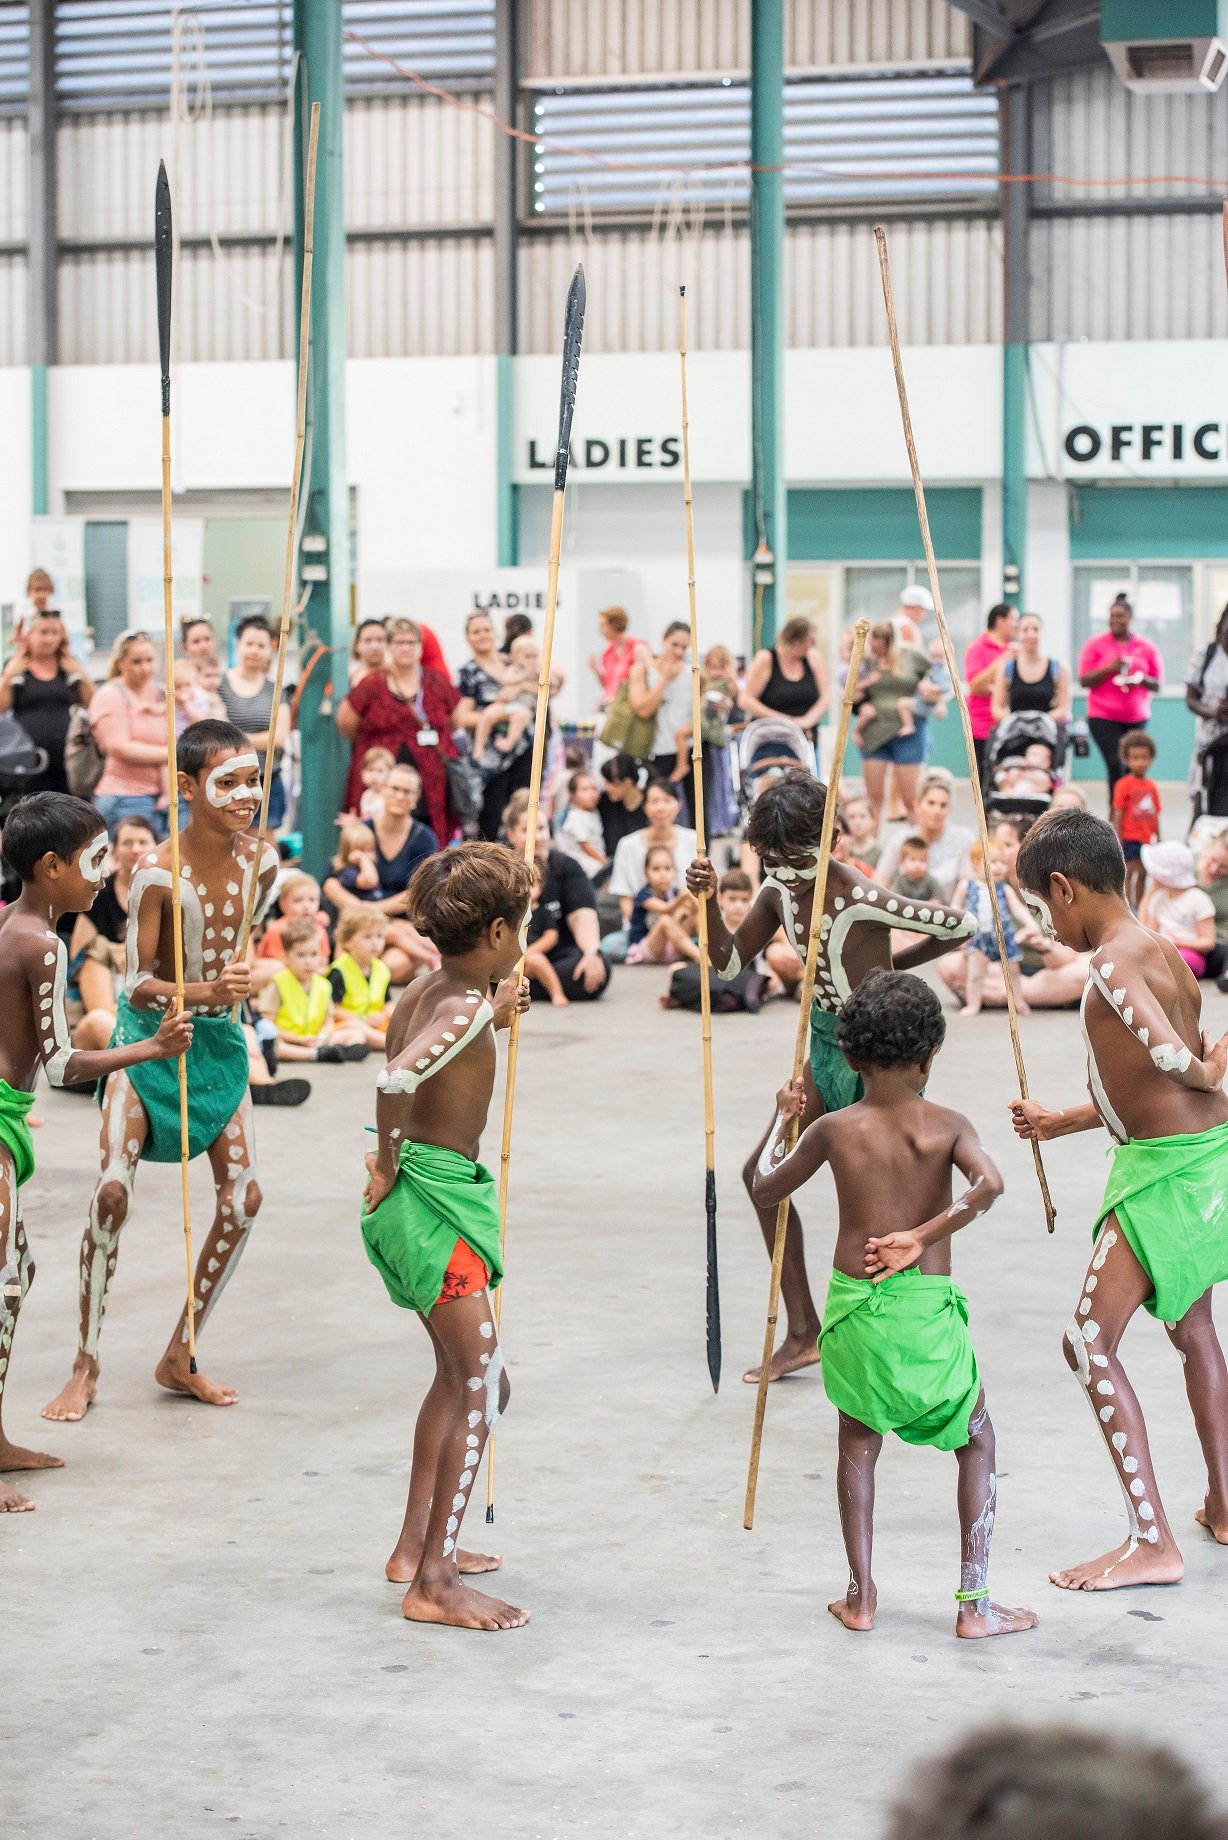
[1096,1120,1228,1324]
[819,1267,981,1452]
[809,1004,864,1114]
[0,1079,36,1189]
[103,992,249,1164]
[361,1140,504,1317]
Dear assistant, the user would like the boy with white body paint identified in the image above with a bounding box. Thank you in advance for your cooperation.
[687,770,976,1384]
[753,971,1036,1640]
[361,841,533,1632]
[43,721,278,1425]
[0,793,191,1508]
[1011,807,1228,1592]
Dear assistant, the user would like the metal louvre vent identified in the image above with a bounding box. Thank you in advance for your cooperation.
[531,69,999,215]
[0,0,28,109]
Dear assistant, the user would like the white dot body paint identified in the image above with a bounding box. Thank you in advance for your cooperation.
[377,998,494,1094]
[204,753,261,808]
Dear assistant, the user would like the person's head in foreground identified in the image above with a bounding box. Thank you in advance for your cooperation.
[2,792,109,913]
[1015,807,1126,952]
[746,768,825,873]
[178,720,262,834]
[407,842,533,980]
[837,969,945,1088]
[882,1722,1228,1840]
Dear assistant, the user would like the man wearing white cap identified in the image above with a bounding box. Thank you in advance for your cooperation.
[963,603,1019,782]
[1139,840,1218,981]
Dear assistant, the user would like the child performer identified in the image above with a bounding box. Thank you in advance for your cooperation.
[1011,807,1228,1591]
[688,770,975,1383]
[329,909,394,1048]
[0,795,192,1509]
[42,721,279,1424]
[753,971,1036,1640]
[361,842,532,1631]
[259,918,369,1063]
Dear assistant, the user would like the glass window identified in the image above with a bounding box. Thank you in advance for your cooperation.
[1073,564,1193,691]
[844,566,909,629]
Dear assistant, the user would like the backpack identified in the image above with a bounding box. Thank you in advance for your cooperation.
[64,703,106,799]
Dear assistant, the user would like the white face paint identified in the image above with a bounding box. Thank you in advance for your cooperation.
[77,834,109,887]
[1022,890,1055,940]
[204,753,261,809]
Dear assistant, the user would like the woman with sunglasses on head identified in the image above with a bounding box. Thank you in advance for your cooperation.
[0,608,93,793]
[88,630,168,836]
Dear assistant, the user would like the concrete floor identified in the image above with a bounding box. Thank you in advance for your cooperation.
[8,964,1228,1839]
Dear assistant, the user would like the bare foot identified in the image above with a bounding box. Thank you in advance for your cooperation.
[828,1585,876,1631]
[742,1332,822,1385]
[550,995,570,1008]
[0,1479,35,1511]
[1015,999,1032,1016]
[1195,1500,1228,1543]
[956,1600,1039,1639]
[959,1003,982,1018]
[0,1437,63,1476]
[386,1546,503,1582]
[402,1576,530,1631]
[1049,1539,1184,1591]
[154,1350,239,1406]
[42,1360,99,1423]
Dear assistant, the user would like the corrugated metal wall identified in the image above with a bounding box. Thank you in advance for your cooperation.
[0,114,27,241]
[0,253,28,363]
[787,0,969,69]
[58,246,288,364]
[1032,64,1228,205]
[348,235,494,356]
[521,225,748,352]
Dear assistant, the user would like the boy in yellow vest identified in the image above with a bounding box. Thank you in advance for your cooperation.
[259,917,369,1063]
[329,909,394,1049]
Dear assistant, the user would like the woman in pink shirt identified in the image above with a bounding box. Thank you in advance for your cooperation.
[89,630,169,835]
[588,606,646,710]
[1077,595,1163,799]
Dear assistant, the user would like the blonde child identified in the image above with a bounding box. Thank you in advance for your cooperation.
[330,823,382,900]
[473,634,540,763]
[173,658,224,732]
[322,823,439,985]
[257,872,331,960]
[954,839,1035,1018]
[522,857,570,1007]
[838,793,881,871]
[626,842,700,966]
[259,917,369,1062]
[555,770,607,872]
[357,746,395,822]
[329,909,394,1048]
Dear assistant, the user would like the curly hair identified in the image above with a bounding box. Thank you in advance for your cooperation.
[883,1723,1228,1840]
[745,768,825,863]
[836,969,945,1073]
[407,841,533,957]
[1016,807,1124,899]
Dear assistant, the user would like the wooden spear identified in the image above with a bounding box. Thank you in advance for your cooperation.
[486,264,587,1523]
[873,223,1056,1234]
[155,161,198,1373]
[678,285,721,1392]
[744,618,871,1530]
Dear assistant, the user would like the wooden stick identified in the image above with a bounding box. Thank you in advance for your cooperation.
[233,102,321,979]
[679,285,721,1394]
[487,264,586,1524]
[744,618,871,1530]
[155,161,197,1373]
[874,223,1056,1233]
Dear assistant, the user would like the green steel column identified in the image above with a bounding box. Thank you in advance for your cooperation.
[293,0,349,877]
[494,0,519,565]
[28,0,56,517]
[1001,83,1029,605]
[750,0,786,646]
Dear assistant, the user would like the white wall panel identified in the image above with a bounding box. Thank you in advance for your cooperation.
[787,0,970,69]
[1033,65,1228,204]
[347,236,493,356]
[60,246,290,364]
[58,107,288,240]
[789,215,1000,346]
[520,226,747,351]
[0,253,27,362]
[523,0,747,78]
[0,114,26,241]
[1032,213,1228,343]
[345,95,492,229]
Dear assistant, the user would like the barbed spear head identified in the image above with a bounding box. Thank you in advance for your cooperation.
[554,264,586,491]
[155,161,172,416]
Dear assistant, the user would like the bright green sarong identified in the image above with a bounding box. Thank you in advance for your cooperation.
[819,1267,981,1451]
[361,1141,503,1316]
[0,1080,36,1189]
[1096,1120,1228,1324]
[102,992,249,1164]
[809,1005,863,1113]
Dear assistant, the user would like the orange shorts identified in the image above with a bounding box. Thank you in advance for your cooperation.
[437,1236,491,1306]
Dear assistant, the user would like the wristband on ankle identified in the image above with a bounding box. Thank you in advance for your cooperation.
[955,1587,989,1603]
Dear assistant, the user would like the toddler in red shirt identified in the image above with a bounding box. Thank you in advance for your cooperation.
[1111,729,1160,909]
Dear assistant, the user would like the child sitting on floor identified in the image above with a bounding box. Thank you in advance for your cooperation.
[1139,840,1217,979]
[955,838,1036,1018]
[626,842,700,966]
[522,857,570,1008]
[259,917,369,1062]
[752,969,1036,1643]
[555,770,607,874]
[664,868,769,1012]
[839,794,881,871]
[257,871,331,961]
[890,835,942,905]
[329,908,394,1049]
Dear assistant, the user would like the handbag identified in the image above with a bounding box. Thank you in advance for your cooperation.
[445,751,483,838]
[599,677,656,763]
[64,703,106,799]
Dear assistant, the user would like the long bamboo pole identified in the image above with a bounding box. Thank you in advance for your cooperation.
[743,618,871,1529]
[679,286,721,1394]
[155,161,197,1373]
[873,224,1056,1234]
[486,265,587,1524]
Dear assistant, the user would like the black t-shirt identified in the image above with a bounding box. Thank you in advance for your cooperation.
[88,875,129,946]
[597,792,648,858]
[11,667,81,793]
[532,850,596,960]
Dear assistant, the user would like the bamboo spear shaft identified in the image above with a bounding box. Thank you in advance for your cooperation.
[155,161,198,1373]
[486,264,587,1524]
[679,285,721,1393]
[233,102,321,978]
[743,618,871,1530]
[873,223,1055,1233]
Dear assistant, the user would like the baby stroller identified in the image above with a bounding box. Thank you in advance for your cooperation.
[733,717,816,820]
[983,710,1063,824]
[0,715,50,902]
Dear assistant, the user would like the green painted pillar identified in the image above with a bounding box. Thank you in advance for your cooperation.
[293,0,350,877]
[493,0,519,565]
[750,0,786,646]
[31,365,48,516]
[1001,83,1029,605]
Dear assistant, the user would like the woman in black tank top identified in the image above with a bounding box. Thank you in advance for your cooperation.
[740,616,829,734]
[989,613,1071,728]
[0,610,93,793]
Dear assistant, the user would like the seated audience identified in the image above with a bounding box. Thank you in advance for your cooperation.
[328,909,394,1049]
[322,822,438,986]
[70,816,158,1050]
[598,753,648,858]
[665,869,769,1012]
[1196,829,1228,985]
[1139,840,1217,978]
[625,843,700,967]
[503,790,610,1003]
[258,918,369,1063]
[555,769,608,876]
[605,778,697,961]
[890,835,942,905]
[523,857,570,1009]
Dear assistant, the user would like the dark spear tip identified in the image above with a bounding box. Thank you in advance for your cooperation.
[155,160,173,414]
[485,1504,495,1524]
[553,267,586,490]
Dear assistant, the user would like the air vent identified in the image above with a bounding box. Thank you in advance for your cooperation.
[1126,40,1197,79]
